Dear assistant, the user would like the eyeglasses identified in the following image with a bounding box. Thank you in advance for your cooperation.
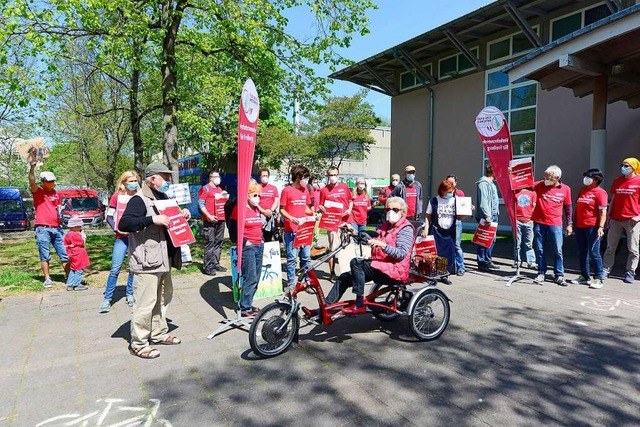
[385,207,402,213]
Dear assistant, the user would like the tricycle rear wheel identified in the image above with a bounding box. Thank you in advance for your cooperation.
[408,288,449,341]
[249,301,299,358]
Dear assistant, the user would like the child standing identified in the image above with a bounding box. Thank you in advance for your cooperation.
[64,216,90,291]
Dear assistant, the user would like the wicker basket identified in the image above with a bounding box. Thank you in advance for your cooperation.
[413,254,448,277]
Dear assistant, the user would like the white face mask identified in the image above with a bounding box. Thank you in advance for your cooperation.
[249,196,260,206]
[328,176,338,185]
[386,210,401,224]
[391,180,399,186]
[260,176,269,184]
[544,179,554,187]
[357,184,365,191]
[300,178,309,187]
[312,183,319,189]
[583,177,594,186]
[212,177,221,186]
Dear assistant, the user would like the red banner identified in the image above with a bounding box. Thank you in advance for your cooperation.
[114,194,132,232]
[236,79,260,272]
[415,235,437,256]
[475,106,516,235]
[293,216,315,247]
[508,157,534,191]
[318,200,343,232]
[154,199,196,247]
[472,220,498,248]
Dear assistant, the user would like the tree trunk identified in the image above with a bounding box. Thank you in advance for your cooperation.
[130,65,144,176]
[161,0,185,182]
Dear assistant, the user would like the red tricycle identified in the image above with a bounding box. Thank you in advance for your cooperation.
[249,226,451,358]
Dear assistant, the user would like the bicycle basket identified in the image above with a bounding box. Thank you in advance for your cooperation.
[413,254,448,277]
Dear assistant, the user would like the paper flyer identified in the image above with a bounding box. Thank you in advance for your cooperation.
[293,216,316,247]
[472,221,498,248]
[508,157,534,191]
[154,199,196,247]
[319,200,344,232]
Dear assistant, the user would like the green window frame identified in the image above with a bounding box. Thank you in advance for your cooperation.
[550,3,610,42]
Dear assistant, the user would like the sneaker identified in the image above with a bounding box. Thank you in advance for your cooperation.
[202,269,216,276]
[602,268,610,279]
[456,270,465,276]
[572,275,591,285]
[527,263,538,270]
[624,271,635,284]
[555,276,568,287]
[533,274,545,285]
[66,285,74,291]
[589,278,604,289]
[99,299,111,313]
[126,295,135,307]
[43,278,54,288]
[213,265,227,272]
[74,285,89,291]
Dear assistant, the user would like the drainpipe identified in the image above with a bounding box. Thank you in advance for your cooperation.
[426,86,434,198]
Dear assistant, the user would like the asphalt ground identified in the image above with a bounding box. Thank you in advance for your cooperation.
[0,237,639,426]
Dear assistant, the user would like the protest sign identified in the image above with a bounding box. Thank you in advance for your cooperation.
[154,199,196,247]
[508,157,534,191]
[15,137,49,164]
[455,197,473,216]
[415,235,437,256]
[114,194,132,232]
[230,241,282,303]
[166,183,191,205]
[319,200,343,231]
[293,216,316,247]
[472,220,498,248]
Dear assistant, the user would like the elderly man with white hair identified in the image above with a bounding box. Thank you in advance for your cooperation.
[531,165,573,286]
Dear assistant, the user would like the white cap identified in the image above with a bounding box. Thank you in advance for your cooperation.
[40,171,56,182]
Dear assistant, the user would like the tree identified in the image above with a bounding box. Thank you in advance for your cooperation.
[303,89,380,169]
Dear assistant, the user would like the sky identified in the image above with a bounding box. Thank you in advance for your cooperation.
[288,0,493,121]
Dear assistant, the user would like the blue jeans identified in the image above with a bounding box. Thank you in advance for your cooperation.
[103,237,134,301]
[476,216,498,267]
[240,243,264,312]
[66,269,83,286]
[515,221,536,265]
[35,226,69,262]
[534,223,564,277]
[351,223,367,233]
[454,220,465,273]
[283,231,311,287]
[575,227,604,279]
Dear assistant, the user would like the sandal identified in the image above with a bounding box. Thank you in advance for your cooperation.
[130,346,160,359]
[153,334,181,345]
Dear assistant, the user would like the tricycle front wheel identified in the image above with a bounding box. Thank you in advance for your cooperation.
[249,301,299,358]
[408,288,450,341]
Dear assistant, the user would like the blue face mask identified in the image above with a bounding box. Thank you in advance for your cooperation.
[621,166,632,176]
[157,181,171,193]
[444,192,453,199]
[126,182,139,191]
[405,174,415,182]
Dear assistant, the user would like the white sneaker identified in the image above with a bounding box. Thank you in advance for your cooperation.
[43,278,54,288]
[533,274,544,285]
[572,275,591,285]
[589,278,604,289]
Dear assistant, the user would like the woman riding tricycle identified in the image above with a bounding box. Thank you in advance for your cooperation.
[249,196,451,358]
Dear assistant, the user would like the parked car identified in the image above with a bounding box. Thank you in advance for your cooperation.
[58,188,105,227]
[0,187,30,231]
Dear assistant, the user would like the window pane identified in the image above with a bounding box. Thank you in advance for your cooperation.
[552,13,581,41]
[400,72,415,89]
[510,108,536,132]
[585,4,609,26]
[487,71,509,90]
[510,84,537,109]
[458,52,475,71]
[512,33,534,55]
[512,133,536,156]
[486,90,509,111]
[439,56,457,77]
[489,39,510,62]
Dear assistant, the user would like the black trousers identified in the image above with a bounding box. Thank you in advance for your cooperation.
[326,258,399,304]
[202,221,225,272]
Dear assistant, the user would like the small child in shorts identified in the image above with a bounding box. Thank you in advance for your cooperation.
[64,217,90,291]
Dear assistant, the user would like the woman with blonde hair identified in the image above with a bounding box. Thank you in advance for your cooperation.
[99,170,140,313]
[349,177,372,233]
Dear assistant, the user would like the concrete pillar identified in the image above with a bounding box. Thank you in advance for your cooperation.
[591,75,608,173]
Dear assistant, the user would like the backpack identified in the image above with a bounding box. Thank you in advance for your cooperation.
[223,197,238,243]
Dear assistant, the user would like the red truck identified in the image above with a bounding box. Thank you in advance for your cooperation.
[58,188,105,227]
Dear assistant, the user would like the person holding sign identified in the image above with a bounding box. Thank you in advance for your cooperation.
[99,171,139,313]
[198,171,229,276]
[119,161,191,359]
[318,167,353,280]
[258,168,280,242]
[475,164,500,272]
[447,175,470,276]
[280,165,313,291]
[531,165,572,286]
[324,197,414,314]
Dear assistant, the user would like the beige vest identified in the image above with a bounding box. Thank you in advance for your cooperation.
[128,184,180,273]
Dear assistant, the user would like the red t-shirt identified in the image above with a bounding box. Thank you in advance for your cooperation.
[350,193,371,226]
[610,175,640,220]
[454,188,465,197]
[231,205,263,245]
[319,183,351,219]
[63,231,90,270]
[280,185,311,232]
[515,189,537,223]
[378,185,394,205]
[575,186,608,228]
[531,181,572,226]
[405,185,418,217]
[259,183,278,211]
[32,187,61,227]
[197,184,225,221]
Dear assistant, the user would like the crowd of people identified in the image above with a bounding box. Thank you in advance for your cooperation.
[27,155,640,359]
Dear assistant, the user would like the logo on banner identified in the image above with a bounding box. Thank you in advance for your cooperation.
[475,107,505,137]
[241,86,260,124]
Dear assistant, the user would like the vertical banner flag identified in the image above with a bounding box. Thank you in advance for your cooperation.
[474,107,517,235]
[236,79,260,273]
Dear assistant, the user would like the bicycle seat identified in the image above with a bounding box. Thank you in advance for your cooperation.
[262,264,272,269]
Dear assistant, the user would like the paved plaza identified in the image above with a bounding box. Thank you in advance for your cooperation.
[1,239,639,426]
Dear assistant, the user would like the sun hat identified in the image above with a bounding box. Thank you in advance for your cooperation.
[40,171,56,181]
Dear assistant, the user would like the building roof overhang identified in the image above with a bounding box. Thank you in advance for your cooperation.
[503,5,640,108]
[329,0,610,96]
